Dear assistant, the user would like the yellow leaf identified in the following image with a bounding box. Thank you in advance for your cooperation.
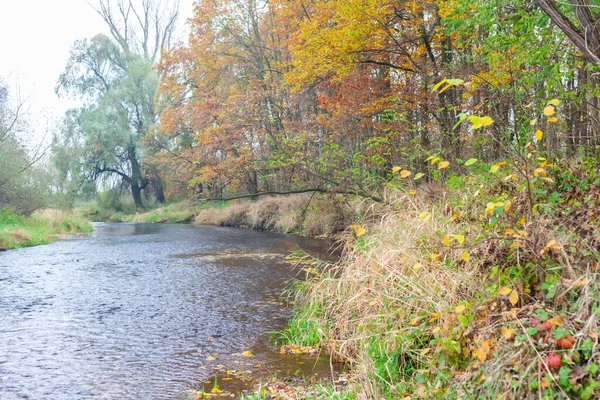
[468,115,483,129]
[241,351,254,357]
[429,312,441,322]
[530,118,537,126]
[400,169,412,178]
[211,387,222,394]
[354,227,366,237]
[392,166,402,173]
[442,235,450,247]
[481,116,494,126]
[498,287,512,295]
[543,105,555,116]
[472,347,487,362]
[455,304,466,313]
[438,161,450,169]
[207,356,216,361]
[509,290,519,306]
[420,348,431,356]
[453,234,465,245]
[408,190,416,195]
[548,99,560,106]
[369,300,378,306]
[575,278,589,288]
[534,168,546,177]
[541,177,555,183]
[501,326,515,340]
[431,326,441,333]
[535,130,543,141]
[410,317,421,326]
[548,315,563,327]
[461,251,469,262]
[548,117,558,123]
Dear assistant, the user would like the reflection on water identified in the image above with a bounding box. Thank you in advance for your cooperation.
[0,223,336,399]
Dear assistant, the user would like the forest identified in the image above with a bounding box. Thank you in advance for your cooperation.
[1,0,600,398]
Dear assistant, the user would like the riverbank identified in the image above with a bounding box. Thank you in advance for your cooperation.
[0,208,92,251]
[79,193,356,238]
[247,157,600,399]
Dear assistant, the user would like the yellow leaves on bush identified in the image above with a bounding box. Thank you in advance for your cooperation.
[548,116,558,123]
[391,167,411,178]
[534,168,547,177]
[535,130,543,141]
[498,286,512,295]
[438,161,450,169]
[543,105,555,116]
[468,115,494,129]
[547,99,560,106]
[498,287,519,305]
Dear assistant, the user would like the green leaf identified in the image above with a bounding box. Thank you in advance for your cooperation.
[414,173,425,180]
[464,158,478,166]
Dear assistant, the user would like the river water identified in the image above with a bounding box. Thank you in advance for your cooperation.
[0,223,334,399]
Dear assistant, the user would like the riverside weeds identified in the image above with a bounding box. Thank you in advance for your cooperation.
[261,156,600,399]
[0,208,92,250]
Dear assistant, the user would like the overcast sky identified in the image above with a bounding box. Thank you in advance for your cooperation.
[0,0,193,144]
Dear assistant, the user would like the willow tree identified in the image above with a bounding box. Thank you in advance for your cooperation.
[56,0,179,208]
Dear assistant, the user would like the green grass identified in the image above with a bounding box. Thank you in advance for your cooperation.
[0,208,92,250]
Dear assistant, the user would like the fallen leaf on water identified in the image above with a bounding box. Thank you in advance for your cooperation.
[240,351,253,357]
[206,356,216,361]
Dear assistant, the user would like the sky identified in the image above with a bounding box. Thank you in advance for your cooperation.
[0,0,193,144]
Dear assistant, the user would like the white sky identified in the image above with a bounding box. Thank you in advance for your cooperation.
[0,0,193,145]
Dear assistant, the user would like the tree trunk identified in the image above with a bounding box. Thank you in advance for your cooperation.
[128,144,145,210]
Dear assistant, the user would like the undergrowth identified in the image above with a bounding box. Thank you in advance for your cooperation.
[273,154,600,399]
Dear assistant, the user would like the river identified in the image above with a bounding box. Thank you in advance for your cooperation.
[0,223,334,399]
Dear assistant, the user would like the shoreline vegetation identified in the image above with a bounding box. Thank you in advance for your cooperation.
[0,208,92,251]
[78,193,358,238]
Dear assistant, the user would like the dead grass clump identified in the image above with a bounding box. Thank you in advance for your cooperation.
[195,202,250,227]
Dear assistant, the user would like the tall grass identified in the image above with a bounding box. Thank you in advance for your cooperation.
[0,208,92,250]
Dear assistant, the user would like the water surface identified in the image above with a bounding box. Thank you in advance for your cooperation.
[0,223,333,399]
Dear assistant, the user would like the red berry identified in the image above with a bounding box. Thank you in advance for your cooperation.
[539,321,552,332]
[545,351,562,370]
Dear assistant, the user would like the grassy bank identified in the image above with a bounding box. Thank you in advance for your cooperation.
[0,208,93,250]
[254,156,600,399]
[79,194,356,237]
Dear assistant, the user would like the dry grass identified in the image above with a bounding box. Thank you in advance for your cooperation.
[289,192,484,398]
[195,194,352,237]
